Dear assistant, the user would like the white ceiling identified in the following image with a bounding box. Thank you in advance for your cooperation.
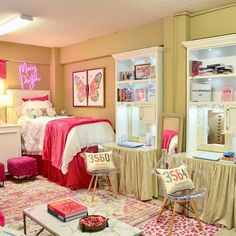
[0,0,235,48]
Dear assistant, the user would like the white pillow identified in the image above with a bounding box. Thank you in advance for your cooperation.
[46,107,57,117]
[27,107,57,119]
[85,151,115,171]
[155,164,195,194]
[20,100,53,116]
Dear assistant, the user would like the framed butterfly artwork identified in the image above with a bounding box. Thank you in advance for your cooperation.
[72,68,105,107]
[73,70,88,106]
[87,68,105,107]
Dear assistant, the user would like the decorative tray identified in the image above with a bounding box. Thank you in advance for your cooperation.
[79,215,109,232]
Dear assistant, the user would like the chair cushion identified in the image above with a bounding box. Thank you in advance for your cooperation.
[0,162,5,181]
[7,156,38,177]
[85,151,115,172]
[155,164,195,194]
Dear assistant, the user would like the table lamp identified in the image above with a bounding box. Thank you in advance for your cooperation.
[0,94,13,123]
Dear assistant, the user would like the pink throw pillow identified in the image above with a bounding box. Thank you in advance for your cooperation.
[22,95,48,102]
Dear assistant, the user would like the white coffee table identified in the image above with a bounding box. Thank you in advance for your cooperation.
[23,204,142,236]
[0,227,26,236]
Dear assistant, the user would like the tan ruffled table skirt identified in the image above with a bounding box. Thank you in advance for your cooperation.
[106,143,160,201]
[172,153,236,229]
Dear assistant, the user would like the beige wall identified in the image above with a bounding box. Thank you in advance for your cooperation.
[61,3,236,136]
[50,48,64,113]
[0,41,51,92]
[63,56,116,127]
[191,4,236,40]
[61,19,164,128]
[6,62,49,90]
[61,20,163,63]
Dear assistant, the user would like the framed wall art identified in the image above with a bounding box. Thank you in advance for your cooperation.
[73,70,88,107]
[134,63,151,80]
[72,68,105,107]
[87,68,105,107]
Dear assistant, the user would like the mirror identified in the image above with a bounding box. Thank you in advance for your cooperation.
[157,113,184,157]
[197,106,232,152]
[207,110,225,145]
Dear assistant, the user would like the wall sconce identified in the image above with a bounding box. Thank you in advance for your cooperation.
[0,94,13,123]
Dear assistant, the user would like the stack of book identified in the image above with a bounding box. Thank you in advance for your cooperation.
[47,198,88,222]
[135,88,147,102]
[221,152,235,162]
[117,88,133,102]
[198,63,234,75]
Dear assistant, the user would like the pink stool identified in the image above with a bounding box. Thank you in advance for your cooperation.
[7,156,38,182]
[0,162,5,187]
[0,210,5,226]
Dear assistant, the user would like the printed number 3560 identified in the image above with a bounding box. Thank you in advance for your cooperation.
[88,153,111,163]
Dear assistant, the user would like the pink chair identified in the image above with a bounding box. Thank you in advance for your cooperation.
[0,162,5,187]
[0,210,5,226]
[7,156,38,182]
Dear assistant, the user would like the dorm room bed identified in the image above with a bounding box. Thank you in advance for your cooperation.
[6,89,115,189]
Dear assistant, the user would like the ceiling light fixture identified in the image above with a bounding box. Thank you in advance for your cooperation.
[0,15,33,35]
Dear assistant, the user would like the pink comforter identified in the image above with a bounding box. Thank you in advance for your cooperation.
[42,116,111,170]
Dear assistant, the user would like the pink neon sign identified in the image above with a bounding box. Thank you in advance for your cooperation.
[19,62,41,90]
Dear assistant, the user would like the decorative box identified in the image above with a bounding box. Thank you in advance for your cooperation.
[221,87,234,102]
[191,83,211,102]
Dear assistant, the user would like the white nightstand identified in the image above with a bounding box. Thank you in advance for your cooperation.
[0,124,21,171]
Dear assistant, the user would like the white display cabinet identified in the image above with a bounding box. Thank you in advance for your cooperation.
[183,34,236,153]
[112,46,163,148]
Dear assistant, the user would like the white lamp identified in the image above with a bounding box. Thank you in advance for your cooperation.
[0,15,33,35]
[0,94,13,123]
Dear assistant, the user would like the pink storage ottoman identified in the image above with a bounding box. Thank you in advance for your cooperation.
[0,162,5,187]
[7,156,38,180]
[0,210,4,226]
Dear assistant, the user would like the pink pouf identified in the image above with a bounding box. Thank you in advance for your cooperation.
[0,210,5,226]
[0,162,5,187]
[7,156,38,179]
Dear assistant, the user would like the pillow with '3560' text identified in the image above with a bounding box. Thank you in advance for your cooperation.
[85,151,115,172]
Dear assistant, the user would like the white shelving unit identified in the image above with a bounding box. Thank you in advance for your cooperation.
[112,46,163,148]
[183,34,236,153]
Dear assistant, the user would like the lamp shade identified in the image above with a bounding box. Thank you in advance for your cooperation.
[0,94,13,107]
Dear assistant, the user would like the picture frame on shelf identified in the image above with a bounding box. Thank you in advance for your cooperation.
[134,63,151,80]
[73,70,88,107]
[120,71,134,81]
[87,68,105,107]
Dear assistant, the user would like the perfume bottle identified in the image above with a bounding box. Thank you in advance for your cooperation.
[145,132,152,146]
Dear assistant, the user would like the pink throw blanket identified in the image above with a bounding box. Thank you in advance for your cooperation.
[162,129,178,151]
[42,117,111,170]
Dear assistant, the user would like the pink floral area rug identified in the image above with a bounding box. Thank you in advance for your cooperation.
[0,176,221,236]
[139,211,221,236]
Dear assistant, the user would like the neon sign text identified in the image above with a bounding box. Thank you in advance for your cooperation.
[19,63,41,90]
